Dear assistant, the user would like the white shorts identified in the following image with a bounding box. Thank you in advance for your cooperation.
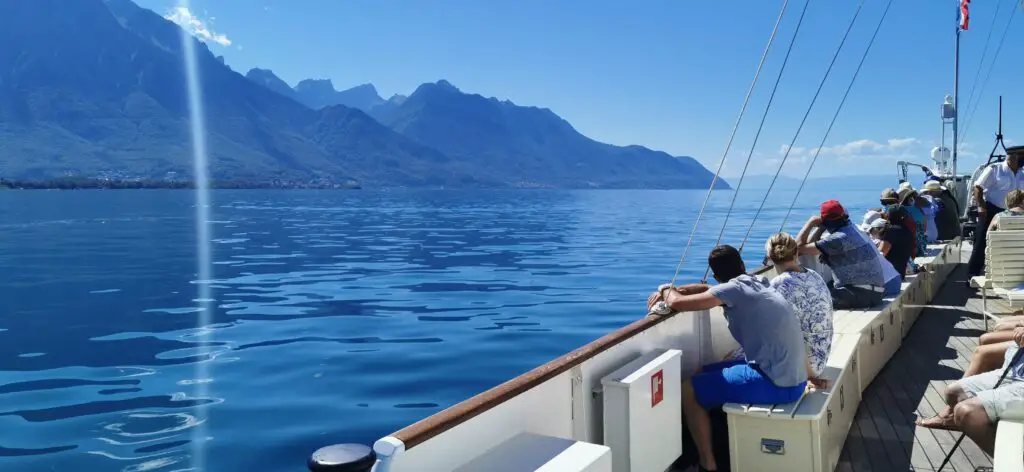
[958,344,1024,421]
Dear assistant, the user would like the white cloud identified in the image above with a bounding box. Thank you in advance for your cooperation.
[164,7,232,46]
[748,136,996,178]
[779,137,920,161]
[887,137,918,148]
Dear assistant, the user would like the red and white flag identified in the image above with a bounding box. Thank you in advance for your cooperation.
[960,0,970,30]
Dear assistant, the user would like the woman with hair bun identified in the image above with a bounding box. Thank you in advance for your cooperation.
[765,232,834,381]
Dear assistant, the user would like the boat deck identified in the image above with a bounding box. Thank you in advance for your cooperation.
[837,259,1015,472]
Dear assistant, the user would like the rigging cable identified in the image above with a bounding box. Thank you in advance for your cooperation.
[701,0,812,282]
[666,0,792,287]
[737,0,867,253]
[959,3,1016,146]
[779,0,896,232]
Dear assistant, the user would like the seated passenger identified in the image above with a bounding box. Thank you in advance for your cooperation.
[883,190,919,257]
[764,233,834,381]
[880,188,899,207]
[859,210,886,246]
[646,245,809,472]
[989,189,1024,232]
[956,318,1024,384]
[796,200,886,309]
[917,328,1024,456]
[921,179,962,240]
[919,192,940,243]
[898,187,930,257]
[858,212,903,294]
[879,207,916,278]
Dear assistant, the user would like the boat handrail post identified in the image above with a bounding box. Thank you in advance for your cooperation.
[370,436,405,472]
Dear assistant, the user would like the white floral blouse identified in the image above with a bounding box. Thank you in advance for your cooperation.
[730,268,834,377]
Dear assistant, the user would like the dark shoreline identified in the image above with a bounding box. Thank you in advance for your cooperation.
[0,178,361,190]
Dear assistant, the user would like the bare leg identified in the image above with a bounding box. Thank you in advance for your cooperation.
[981,330,1016,345]
[954,399,997,455]
[992,315,1024,331]
[681,379,717,471]
[964,343,1010,378]
[917,382,964,429]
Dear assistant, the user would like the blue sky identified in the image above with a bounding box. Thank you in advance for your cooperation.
[136,0,1023,179]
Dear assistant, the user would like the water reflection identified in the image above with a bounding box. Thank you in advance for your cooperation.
[0,186,881,470]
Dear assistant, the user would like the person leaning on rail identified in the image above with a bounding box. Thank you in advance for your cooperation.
[723,233,835,386]
[795,200,886,309]
[646,245,816,472]
[968,145,1024,278]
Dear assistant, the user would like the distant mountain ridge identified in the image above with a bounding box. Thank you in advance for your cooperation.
[243,73,724,188]
[243,69,408,121]
[0,0,726,189]
[0,0,469,186]
[370,80,722,188]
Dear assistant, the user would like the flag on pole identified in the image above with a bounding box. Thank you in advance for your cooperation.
[960,0,970,30]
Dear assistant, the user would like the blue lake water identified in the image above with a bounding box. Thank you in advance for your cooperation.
[0,182,889,471]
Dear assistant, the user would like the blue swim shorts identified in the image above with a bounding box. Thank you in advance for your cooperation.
[691,359,806,409]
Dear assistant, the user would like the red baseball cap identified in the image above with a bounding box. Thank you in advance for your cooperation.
[820,200,846,220]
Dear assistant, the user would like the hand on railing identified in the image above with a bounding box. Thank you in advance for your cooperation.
[647,289,668,312]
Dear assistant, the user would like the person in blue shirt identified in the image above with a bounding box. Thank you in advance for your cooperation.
[647,245,815,472]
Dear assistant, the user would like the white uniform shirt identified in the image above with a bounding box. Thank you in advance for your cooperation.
[975,161,1024,208]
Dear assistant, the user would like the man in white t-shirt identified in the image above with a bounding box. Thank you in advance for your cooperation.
[969,146,1024,276]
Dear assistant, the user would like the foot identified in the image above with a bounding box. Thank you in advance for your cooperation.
[915,413,960,431]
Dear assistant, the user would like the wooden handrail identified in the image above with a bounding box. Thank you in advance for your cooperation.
[390,263,775,449]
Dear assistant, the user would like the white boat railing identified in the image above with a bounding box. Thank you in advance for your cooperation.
[352,260,788,471]
[371,299,726,471]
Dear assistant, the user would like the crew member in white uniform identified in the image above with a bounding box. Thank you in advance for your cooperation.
[968,145,1024,276]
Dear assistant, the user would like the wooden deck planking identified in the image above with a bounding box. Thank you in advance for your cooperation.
[837,261,999,472]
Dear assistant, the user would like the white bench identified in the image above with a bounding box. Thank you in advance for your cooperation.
[994,398,1024,472]
[832,297,902,391]
[994,420,1024,472]
[899,276,926,338]
[915,244,951,301]
[723,335,860,472]
[894,240,958,337]
[721,240,958,472]
[998,214,1024,231]
[970,228,1024,329]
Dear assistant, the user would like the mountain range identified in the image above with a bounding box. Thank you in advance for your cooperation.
[0,0,726,189]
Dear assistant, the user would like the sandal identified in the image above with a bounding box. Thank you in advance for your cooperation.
[915,414,960,431]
